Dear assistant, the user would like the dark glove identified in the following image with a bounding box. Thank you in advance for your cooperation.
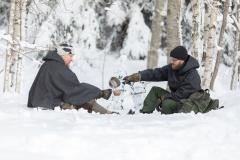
[99,89,112,100]
[123,73,141,84]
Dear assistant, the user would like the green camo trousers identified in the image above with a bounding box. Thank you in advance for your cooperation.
[140,86,181,114]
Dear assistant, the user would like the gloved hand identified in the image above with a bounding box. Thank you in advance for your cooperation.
[99,89,112,100]
[123,73,141,84]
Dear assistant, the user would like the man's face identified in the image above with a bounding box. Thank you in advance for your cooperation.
[62,52,73,66]
[170,57,185,70]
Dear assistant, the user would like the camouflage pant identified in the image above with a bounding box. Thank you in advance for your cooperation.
[61,100,112,114]
[140,86,182,114]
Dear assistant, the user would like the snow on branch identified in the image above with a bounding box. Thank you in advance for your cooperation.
[10,47,43,65]
[0,34,45,65]
[217,45,224,51]
[230,15,240,31]
[0,34,49,53]
[205,0,221,15]
[0,34,13,44]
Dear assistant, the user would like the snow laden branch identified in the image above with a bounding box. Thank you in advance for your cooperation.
[205,0,221,15]
[230,14,240,31]
[0,34,48,65]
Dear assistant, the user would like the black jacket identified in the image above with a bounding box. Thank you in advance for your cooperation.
[140,56,201,101]
[27,50,101,109]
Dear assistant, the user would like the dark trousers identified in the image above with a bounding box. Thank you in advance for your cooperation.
[140,86,181,114]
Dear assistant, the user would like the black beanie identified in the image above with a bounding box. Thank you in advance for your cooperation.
[170,46,188,61]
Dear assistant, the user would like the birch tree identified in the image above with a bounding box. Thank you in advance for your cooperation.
[210,0,230,90]
[191,0,201,60]
[3,0,26,93]
[202,0,218,89]
[147,0,163,69]
[238,32,240,84]
[230,0,240,90]
[166,0,181,60]
[202,3,210,64]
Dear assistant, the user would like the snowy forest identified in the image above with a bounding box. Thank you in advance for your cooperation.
[0,0,240,160]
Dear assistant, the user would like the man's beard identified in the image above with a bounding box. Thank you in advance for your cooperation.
[171,63,184,70]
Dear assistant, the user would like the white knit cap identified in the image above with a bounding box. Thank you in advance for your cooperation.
[56,43,73,56]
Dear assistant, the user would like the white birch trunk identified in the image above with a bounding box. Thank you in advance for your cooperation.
[202,0,218,89]
[199,0,205,59]
[210,0,230,90]
[147,0,163,69]
[238,33,240,85]
[3,0,15,92]
[191,0,201,60]
[3,0,26,93]
[16,0,26,93]
[230,0,240,90]
[237,0,240,88]
[166,0,181,61]
[201,3,210,81]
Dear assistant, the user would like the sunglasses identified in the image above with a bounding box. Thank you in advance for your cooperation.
[62,48,72,52]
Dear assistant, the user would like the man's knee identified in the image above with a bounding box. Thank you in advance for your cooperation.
[161,99,180,114]
[151,86,159,90]
[151,86,163,93]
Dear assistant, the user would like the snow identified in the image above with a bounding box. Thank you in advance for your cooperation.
[120,4,151,59]
[1,0,240,159]
[1,26,240,160]
[0,90,240,160]
[106,1,128,26]
[0,53,240,160]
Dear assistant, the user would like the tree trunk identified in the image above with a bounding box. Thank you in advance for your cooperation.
[210,0,230,90]
[147,0,163,69]
[230,0,240,90]
[191,0,201,59]
[3,0,26,93]
[237,0,240,88]
[201,3,210,71]
[202,0,217,89]
[238,30,240,83]
[3,0,15,93]
[166,0,181,61]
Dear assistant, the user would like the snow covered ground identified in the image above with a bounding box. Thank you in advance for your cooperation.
[0,90,240,160]
[0,55,240,160]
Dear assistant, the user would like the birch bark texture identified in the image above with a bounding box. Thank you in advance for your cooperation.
[210,0,230,90]
[191,0,201,60]
[230,0,240,90]
[166,0,181,60]
[147,0,163,69]
[3,0,26,93]
[202,0,218,89]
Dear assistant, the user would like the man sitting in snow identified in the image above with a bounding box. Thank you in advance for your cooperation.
[28,43,115,114]
[123,46,202,114]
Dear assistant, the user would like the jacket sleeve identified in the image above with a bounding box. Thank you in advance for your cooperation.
[51,68,101,105]
[164,70,201,101]
[139,65,169,82]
